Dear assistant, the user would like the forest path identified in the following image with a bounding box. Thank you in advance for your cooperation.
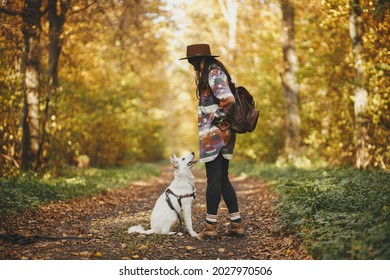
[0,166,311,260]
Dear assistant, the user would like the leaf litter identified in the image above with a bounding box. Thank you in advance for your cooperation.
[0,166,311,260]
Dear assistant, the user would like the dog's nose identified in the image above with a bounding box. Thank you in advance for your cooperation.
[191,152,194,156]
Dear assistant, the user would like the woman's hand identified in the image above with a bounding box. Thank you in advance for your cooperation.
[212,117,230,131]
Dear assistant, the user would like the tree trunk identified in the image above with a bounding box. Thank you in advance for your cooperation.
[47,0,65,90]
[280,0,301,161]
[38,0,70,166]
[21,0,42,171]
[218,0,238,66]
[349,0,369,169]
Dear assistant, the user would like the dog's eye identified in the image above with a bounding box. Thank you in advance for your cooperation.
[181,158,184,161]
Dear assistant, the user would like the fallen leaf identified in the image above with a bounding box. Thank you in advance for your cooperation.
[218,248,225,253]
[139,245,149,250]
[185,246,196,251]
[80,251,90,257]
[285,249,293,257]
[94,252,103,258]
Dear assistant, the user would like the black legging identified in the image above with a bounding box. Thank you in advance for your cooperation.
[205,152,239,215]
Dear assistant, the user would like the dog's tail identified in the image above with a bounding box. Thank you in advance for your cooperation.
[127,225,154,235]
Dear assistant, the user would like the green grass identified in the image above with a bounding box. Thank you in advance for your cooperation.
[0,163,160,217]
[231,162,390,260]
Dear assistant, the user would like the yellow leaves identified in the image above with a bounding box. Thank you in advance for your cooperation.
[185,246,196,251]
[72,5,81,12]
[70,251,103,259]
[138,245,149,251]
[285,248,294,257]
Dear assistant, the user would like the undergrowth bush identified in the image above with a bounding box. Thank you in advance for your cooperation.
[0,163,160,217]
[231,162,390,260]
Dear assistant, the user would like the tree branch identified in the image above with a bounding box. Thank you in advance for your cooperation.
[69,0,98,15]
[0,6,22,16]
[1,154,20,169]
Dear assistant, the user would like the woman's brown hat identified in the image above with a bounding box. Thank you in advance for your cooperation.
[180,44,219,60]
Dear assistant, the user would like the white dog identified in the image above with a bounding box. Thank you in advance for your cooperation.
[128,153,198,237]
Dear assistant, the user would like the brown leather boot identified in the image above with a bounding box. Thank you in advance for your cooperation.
[225,221,245,238]
[197,222,218,240]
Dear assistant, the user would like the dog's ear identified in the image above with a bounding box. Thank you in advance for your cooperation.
[170,156,179,169]
[173,154,177,159]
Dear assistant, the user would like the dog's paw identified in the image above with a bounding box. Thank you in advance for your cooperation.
[190,231,198,237]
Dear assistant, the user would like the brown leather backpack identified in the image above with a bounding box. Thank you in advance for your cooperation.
[227,83,259,134]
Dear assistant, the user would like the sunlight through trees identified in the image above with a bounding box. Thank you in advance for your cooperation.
[1,0,389,176]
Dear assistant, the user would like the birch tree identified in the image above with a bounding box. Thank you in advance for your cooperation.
[349,0,369,169]
[0,1,43,170]
[20,0,43,170]
[280,0,301,161]
[218,0,238,66]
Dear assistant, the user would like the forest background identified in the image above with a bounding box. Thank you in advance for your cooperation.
[0,0,389,177]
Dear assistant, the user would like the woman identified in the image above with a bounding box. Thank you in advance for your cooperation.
[180,44,244,240]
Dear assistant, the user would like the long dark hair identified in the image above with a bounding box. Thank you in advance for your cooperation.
[190,57,232,99]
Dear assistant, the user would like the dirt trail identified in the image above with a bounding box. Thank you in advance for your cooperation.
[0,166,311,260]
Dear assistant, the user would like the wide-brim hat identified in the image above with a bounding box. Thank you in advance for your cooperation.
[179,43,219,60]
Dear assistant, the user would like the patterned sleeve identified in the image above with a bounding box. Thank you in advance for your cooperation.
[208,64,235,119]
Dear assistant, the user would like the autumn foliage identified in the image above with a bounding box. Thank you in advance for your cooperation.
[1,0,389,177]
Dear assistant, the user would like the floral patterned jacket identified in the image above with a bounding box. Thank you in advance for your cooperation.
[198,63,236,163]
